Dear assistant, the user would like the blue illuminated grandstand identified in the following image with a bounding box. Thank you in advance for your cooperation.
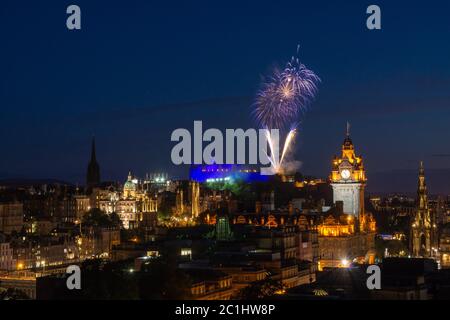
[189,164,269,183]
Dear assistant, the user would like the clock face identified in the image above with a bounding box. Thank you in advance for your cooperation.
[340,169,351,180]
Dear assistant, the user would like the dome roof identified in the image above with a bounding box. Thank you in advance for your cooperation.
[124,171,136,191]
[124,181,136,190]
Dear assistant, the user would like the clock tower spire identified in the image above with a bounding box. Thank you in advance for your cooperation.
[330,124,366,218]
[317,125,376,269]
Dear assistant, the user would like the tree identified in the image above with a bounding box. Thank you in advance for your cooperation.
[138,257,192,299]
[238,278,283,299]
[0,287,30,300]
[60,259,138,299]
[82,208,122,228]
[109,212,123,228]
[157,201,172,221]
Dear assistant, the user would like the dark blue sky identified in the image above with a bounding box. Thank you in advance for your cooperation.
[1,0,450,193]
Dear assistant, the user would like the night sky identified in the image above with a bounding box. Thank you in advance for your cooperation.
[1,0,450,194]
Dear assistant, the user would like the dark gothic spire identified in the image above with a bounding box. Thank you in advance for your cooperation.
[419,160,425,177]
[86,137,100,189]
[91,137,97,162]
[417,160,427,210]
[412,160,433,257]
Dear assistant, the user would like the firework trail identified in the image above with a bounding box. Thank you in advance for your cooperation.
[254,46,320,173]
[280,129,296,165]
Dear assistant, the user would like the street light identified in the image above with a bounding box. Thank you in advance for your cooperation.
[341,259,350,268]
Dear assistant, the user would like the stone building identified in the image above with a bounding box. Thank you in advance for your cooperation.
[0,202,24,234]
[411,161,438,258]
[318,126,376,269]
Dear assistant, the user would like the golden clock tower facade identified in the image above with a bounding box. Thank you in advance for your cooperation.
[330,124,366,219]
[317,124,376,270]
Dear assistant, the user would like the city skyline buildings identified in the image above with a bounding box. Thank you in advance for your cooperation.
[3,0,450,306]
[1,127,447,196]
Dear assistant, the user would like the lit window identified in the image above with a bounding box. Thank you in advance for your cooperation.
[180,248,192,256]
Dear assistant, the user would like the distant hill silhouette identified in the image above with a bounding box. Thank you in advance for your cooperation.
[368,168,450,195]
[0,178,74,188]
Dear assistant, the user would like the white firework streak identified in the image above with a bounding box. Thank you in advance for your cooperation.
[265,130,279,172]
[280,129,296,166]
[264,129,297,174]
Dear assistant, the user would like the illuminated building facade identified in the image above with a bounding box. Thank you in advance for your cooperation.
[13,240,79,270]
[190,164,268,183]
[440,224,450,269]
[0,202,24,235]
[411,162,438,258]
[317,213,355,237]
[144,173,171,193]
[318,126,376,269]
[191,181,200,218]
[74,194,90,221]
[330,124,366,218]
[174,180,202,219]
[0,241,15,271]
[97,172,157,229]
[215,214,232,241]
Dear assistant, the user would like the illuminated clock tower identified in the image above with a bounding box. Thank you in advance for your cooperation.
[330,124,366,218]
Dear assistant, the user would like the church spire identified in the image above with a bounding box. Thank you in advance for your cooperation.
[91,136,97,162]
[417,160,427,210]
[419,160,425,177]
[86,136,100,189]
[411,160,434,257]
